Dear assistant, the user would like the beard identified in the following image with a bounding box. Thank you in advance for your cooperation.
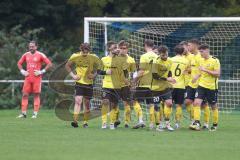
[30,49,35,54]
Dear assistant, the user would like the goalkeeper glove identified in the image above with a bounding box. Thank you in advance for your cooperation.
[20,69,29,76]
[34,69,46,76]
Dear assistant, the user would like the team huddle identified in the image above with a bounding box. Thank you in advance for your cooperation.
[17,39,221,132]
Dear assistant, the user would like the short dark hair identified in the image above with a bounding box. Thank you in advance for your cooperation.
[179,41,188,46]
[107,41,117,51]
[188,39,200,45]
[29,40,38,46]
[118,40,129,48]
[144,39,154,48]
[174,45,185,55]
[80,43,91,51]
[158,45,168,53]
[198,44,210,50]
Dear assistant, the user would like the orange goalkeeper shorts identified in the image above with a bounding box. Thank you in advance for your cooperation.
[22,78,42,93]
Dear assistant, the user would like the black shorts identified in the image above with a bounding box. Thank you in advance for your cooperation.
[102,88,121,103]
[195,86,218,105]
[121,86,131,102]
[151,89,172,104]
[75,83,93,98]
[133,87,152,104]
[172,88,186,105]
[185,86,196,101]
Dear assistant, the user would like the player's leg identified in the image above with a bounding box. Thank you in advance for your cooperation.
[101,89,110,129]
[82,84,93,128]
[120,86,131,128]
[71,95,83,128]
[151,91,161,129]
[32,93,40,118]
[31,78,42,118]
[101,98,109,129]
[190,87,205,130]
[164,99,174,131]
[201,101,210,130]
[123,101,131,128]
[83,98,91,128]
[154,104,160,126]
[17,79,31,118]
[132,87,145,129]
[109,101,119,130]
[185,86,196,124]
[207,89,219,131]
[174,89,185,129]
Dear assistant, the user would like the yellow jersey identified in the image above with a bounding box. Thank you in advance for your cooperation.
[101,55,128,89]
[151,57,172,91]
[198,56,220,90]
[170,55,190,89]
[188,52,202,88]
[184,53,193,86]
[68,52,101,85]
[138,51,158,88]
[119,55,136,87]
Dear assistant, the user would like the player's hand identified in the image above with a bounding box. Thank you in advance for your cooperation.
[192,76,198,83]
[20,69,29,76]
[106,69,112,75]
[167,77,176,84]
[199,66,206,72]
[88,73,96,79]
[124,79,130,86]
[70,72,80,81]
[34,69,46,76]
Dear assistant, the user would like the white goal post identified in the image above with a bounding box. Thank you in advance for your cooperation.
[83,17,240,113]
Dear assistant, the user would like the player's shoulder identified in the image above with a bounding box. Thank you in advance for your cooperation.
[89,53,100,59]
[37,51,47,58]
[22,52,31,57]
[210,56,220,63]
[101,56,109,61]
[127,55,135,61]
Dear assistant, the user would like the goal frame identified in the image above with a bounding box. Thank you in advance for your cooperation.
[84,17,240,49]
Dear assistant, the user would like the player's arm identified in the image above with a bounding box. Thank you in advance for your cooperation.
[133,56,147,82]
[17,54,29,76]
[199,59,220,78]
[96,59,112,75]
[34,53,53,76]
[65,59,80,81]
[192,73,201,83]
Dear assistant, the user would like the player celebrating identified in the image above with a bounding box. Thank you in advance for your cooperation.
[17,41,52,118]
[170,44,190,129]
[186,39,210,128]
[100,41,129,129]
[132,39,158,129]
[65,43,101,128]
[118,40,136,128]
[152,45,176,131]
[190,44,220,131]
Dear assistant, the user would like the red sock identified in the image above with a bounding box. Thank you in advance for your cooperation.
[21,95,28,113]
[34,94,40,112]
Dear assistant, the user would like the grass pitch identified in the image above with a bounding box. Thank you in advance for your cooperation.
[0,109,239,160]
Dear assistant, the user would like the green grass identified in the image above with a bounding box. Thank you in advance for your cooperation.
[0,109,240,160]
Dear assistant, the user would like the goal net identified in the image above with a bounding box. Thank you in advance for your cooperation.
[85,17,240,113]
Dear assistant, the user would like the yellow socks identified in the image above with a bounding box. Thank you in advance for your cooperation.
[193,105,201,121]
[149,104,155,124]
[203,105,210,125]
[175,105,182,123]
[133,101,143,122]
[124,104,131,124]
[164,105,172,120]
[212,108,219,125]
[101,104,108,124]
